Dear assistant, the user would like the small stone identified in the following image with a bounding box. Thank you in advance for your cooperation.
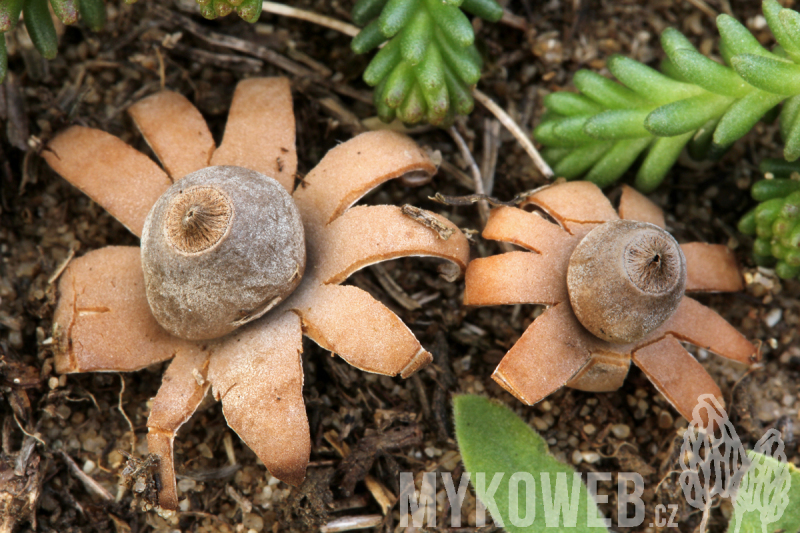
[572,450,583,464]
[532,417,549,431]
[177,478,197,493]
[540,401,552,412]
[658,411,674,429]
[611,424,631,439]
[583,424,597,435]
[243,513,264,532]
[765,308,783,328]
[196,442,213,459]
[82,460,96,474]
[48,377,59,390]
[782,394,795,407]
[582,451,601,464]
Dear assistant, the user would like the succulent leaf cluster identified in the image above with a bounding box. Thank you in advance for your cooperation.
[192,0,262,23]
[536,0,800,193]
[350,0,502,126]
[739,158,800,279]
[0,0,115,83]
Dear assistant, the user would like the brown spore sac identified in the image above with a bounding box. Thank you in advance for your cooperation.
[141,166,306,340]
[567,219,686,344]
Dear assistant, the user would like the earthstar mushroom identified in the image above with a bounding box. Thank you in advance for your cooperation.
[43,77,470,510]
[464,182,759,422]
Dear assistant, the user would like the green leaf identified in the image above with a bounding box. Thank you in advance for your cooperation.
[378,0,418,38]
[351,20,385,54]
[717,14,773,58]
[0,35,6,84]
[453,395,609,532]
[608,54,704,104]
[554,142,613,179]
[533,119,581,148]
[443,62,474,114]
[585,137,652,187]
[739,207,757,234]
[714,90,785,148]
[573,70,649,109]
[399,8,432,65]
[763,0,800,61]
[779,8,800,57]
[759,157,800,179]
[544,92,605,117]
[584,109,651,140]
[732,53,800,95]
[399,82,426,123]
[383,61,415,108]
[363,37,402,86]
[0,0,23,32]
[752,178,800,201]
[352,0,389,26]
[415,45,449,124]
[540,147,572,165]
[553,116,598,144]
[635,131,693,192]
[235,0,262,23]
[78,0,107,31]
[659,57,691,83]
[51,0,79,25]
[25,0,58,59]
[667,48,751,97]
[424,0,474,48]
[374,77,397,122]
[460,0,503,23]
[780,95,800,141]
[786,112,800,161]
[435,32,481,85]
[645,93,734,137]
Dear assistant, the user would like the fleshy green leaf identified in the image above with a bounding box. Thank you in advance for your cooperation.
[363,37,402,85]
[764,0,800,61]
[732,53,800,95]
[645,93,734,137]
[352,20,385,54]
[435,32,481,85]
[379,0,418,38]
[584,137,652,187]
[667,48,750,97]
[584,109,651,140]
[352,0,390,26]
[0,0,24,32]
[50,0,79,25]
[453,395,609,532]
[717,13,773,57]
[383,60,415,108]
[423,0,474,48]
[608,55,704,104]
[714,90,785,148]
[399,8,432,65]
[461,0,503,22]
[544,92,605,117]
[0,36,7,84]
[572,70,650,109]
[78,0,107,31]
[25,0,58,59]
[235,0,262,23]
[554,142,613,179]
[635,131,693,192]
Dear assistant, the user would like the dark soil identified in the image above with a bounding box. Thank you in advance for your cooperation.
[1,0,798,532]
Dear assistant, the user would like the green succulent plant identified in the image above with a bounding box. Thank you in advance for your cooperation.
[535,0,800,193]
[350,0,502,127]
[192,0,262,22]
[739,158,800,279]
[0,0,113,83]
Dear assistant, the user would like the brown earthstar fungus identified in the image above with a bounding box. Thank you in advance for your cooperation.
[464,181,759,423]
[42,77,470,510]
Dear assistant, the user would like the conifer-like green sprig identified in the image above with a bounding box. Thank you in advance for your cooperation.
[351,0,502,126]
[0,0,124,83]
[739,158,800,279]
[535,0,800,193]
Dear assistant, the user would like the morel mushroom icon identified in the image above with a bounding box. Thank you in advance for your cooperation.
[43,77,470,509]
[464,182,759,422]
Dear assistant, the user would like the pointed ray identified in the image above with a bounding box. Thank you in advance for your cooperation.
[43,126,172,236]
[208,312,309,487]
[464,251,570,307]
[523,181,618,230]
[210,78,297,192]
[53,247,195,373]
[633,334,723,423]
[618,185,665,227]
[147,348,211,510]
[482,206,572,253]
[290,284,431,377]
[492,303,593,405]
[128,90,215,180]
[292,131,436,227]
[682,243,744,292]
[311,205,469,284]
[657,297,757,365]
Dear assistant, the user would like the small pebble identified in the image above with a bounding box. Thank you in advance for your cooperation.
[583,424,597,436]
[532,417,549,431]
[658,411,674,429]
[178,479,197,493]
[765,308,783,328]
[82,460,96,474]
[48,377,59,390]
[582,451,601,464]
[572,450,583,464]
[611,424,631,439]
